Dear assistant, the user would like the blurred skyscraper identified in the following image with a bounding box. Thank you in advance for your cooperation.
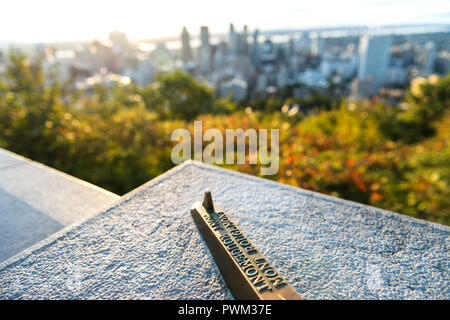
[423,41,437,73]
[200,26,211,73]
[241,25,249,55]
[358,34,392,89]
[288,37,295,58]
[229,23,237,55]
[310,32,323,56]
[181,27,193,64]
[252,29,260,69]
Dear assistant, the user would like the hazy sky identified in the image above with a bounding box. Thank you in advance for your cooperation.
[2,0,449,42]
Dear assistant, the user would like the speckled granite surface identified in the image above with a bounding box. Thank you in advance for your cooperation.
[0,148,119,262]
[0,160,448,299]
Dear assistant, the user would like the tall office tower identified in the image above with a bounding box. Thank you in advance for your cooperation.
[242,25,249,55]
[252,29,260,69]
[200,26,211,73]
[288,37,295,57]
[298,31,311,55]
[181,27,193,64]
[214,41,228,70]
[310,32,323,56]
[358,34,393,89]
[423,41,437,73]
[229,23,238,55]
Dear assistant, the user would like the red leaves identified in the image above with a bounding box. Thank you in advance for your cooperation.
[370,192,383,202]
[346,158,355,168]
[351,171,367,192]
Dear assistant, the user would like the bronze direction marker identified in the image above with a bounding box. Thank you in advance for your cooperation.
[191,191,302,300]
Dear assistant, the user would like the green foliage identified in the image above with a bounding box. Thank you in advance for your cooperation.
[378,75,450,143]
[0,50,449,225]
[243,92,336,114]
[141,70,214,120]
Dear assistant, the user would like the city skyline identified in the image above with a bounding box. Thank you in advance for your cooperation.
[1,0,450,43]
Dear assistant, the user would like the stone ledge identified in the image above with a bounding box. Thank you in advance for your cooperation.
[0,160,448,299]
[0,148,119,262]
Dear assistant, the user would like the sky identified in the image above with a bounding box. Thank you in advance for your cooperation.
[1,0,449,43]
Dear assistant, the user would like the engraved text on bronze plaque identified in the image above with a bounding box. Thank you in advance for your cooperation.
[191,191,302,300]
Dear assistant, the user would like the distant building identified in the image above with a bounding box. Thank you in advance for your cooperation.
[260,39,275,64]
[232,55,252,79]
[75,72,131,92]
[219,77,248,101]
[42,49,74,85]
[358,34,393,90]
[350,77,376,99]
[386,66,408,86]
[240,25,249,56]
[310,32,323,56]
[181,27,193,64]
[320,56,357,80]
[128,57,156,86]
[276,64,289,88]
[298,32,311,55]
[228,24,249,57]
[151,43,174,71]
[200,26,211,73]
[435,51,450,75]
[256,73,268,92]
[229,23,238,55]
[423,41,437,74]
[213,41,228,71]
[251,29,260,69]
[298,69,328,88]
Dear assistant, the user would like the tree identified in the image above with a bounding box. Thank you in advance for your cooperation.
[147,70,214,120]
